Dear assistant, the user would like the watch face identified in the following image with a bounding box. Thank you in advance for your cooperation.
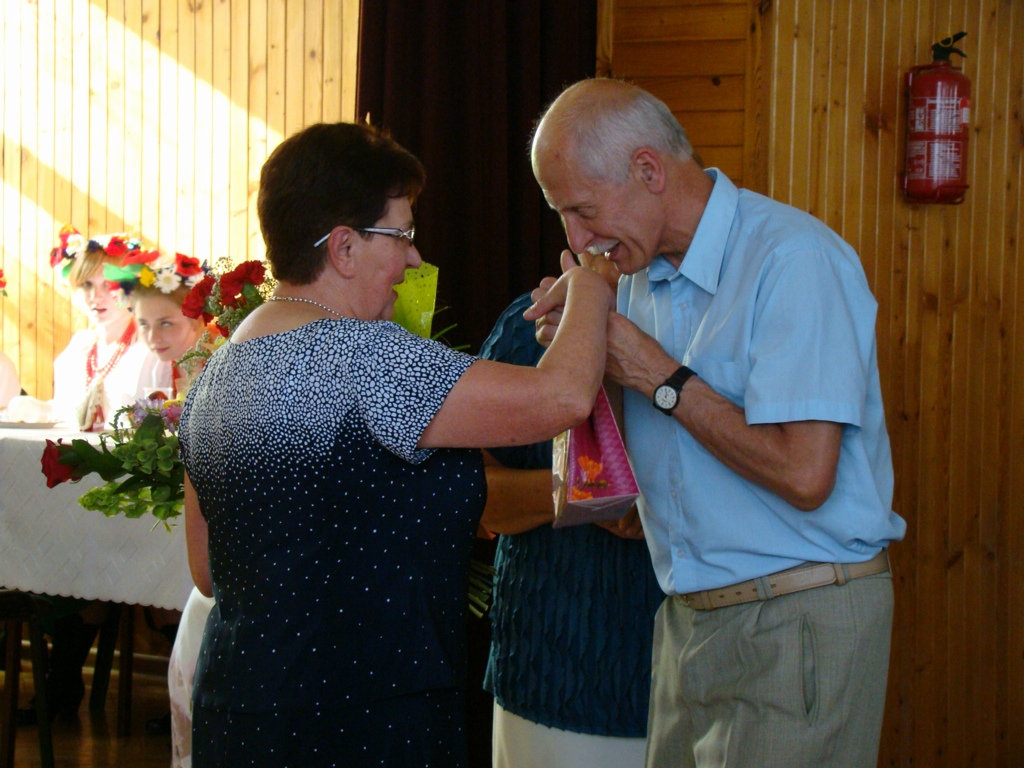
[654,385,677,411]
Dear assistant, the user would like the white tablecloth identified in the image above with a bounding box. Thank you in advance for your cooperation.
[0,426,194,610]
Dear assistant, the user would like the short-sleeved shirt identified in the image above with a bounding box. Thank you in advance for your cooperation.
[178,319,486,712]
[620,170,907,595]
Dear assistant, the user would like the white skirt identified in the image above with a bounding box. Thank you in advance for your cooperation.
[492,701,647,768]
[169,587,216,768]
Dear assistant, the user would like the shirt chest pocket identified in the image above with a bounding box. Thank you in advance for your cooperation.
[685,357,747,407]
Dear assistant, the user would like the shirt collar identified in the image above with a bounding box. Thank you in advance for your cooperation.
[646,168,737,296]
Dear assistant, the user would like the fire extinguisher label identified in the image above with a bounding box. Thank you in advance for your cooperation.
[910,95,962,135]
[907,139,963,181]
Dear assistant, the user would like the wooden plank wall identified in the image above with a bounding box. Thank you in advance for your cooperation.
[613,0,761,188]
[613,1,1023,766]
[0,0,358,400]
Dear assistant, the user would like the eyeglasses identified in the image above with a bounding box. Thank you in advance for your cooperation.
[313,227,416,248]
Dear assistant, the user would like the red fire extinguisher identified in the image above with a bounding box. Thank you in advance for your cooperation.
[903,32,971,205]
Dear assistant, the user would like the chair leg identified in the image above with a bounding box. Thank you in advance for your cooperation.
[27,620,54,768]
[116,605,134,737]
[1,620,22,768]
[89,603,121,712]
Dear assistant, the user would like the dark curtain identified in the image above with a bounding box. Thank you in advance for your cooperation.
[357,1,598,353]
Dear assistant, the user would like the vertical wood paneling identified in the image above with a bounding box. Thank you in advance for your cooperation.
[248,1,269,258]
[21,0,41,397]
[0,0,359,400]
[612,1,751,186]
[193,0,214,264]
[613,1,1024,765]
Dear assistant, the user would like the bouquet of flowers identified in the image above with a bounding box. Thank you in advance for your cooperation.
[176,259,276,393]
[41,398,185,527]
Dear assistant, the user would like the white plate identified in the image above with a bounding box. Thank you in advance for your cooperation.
[0,421,60,430]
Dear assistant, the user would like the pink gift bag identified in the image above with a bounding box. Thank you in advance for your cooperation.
[551,386,640,528]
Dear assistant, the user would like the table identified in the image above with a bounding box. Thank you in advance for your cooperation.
[0,426,194,736]
[0,427,193,611]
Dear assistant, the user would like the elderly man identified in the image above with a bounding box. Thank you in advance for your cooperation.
[528,78,906,768]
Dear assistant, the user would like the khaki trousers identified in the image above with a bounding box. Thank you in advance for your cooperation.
[646,573,893,768]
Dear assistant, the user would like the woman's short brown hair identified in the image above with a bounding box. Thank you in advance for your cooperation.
[257,122,426,285]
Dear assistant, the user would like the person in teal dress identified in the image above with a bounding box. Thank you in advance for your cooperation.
[480,288,663,768]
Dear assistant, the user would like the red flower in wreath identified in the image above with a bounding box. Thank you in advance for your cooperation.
[175,253,205,277]
[104,236,129,258]
[182,275,217,323]
[218,261,266,308]
[0,267,7,295]
[120,248,160,266]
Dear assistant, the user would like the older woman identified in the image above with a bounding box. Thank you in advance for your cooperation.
[177,122,612,768]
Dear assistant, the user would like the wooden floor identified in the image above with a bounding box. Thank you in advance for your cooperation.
[3,654,173,768]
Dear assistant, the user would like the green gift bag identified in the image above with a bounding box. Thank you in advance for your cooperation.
[392,262,438,338]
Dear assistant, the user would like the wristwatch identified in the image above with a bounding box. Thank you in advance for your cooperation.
[653,365,695,415]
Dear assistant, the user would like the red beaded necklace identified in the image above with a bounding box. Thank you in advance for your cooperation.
[86,319,137,386]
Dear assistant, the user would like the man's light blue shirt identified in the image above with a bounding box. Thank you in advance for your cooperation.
[619,170,906,595]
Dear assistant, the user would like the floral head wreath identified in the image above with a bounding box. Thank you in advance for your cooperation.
[49,224,143,287]
[133,251,210,294]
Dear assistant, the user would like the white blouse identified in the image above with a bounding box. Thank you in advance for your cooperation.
[50,329,170,427]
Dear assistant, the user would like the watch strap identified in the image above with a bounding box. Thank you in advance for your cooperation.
[653,365,696,415]
[664,365,695,392]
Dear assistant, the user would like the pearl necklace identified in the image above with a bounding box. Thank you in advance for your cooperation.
[268,295,343,318]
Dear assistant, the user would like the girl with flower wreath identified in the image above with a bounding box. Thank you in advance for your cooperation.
[7,227,170,430]
[7,228,176,724]
[130,251,209,397]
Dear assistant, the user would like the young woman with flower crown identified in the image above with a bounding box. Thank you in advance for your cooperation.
[6,229,175,724]
[131,252,209,397]
[6,228,170,430]
[127,251,213,763]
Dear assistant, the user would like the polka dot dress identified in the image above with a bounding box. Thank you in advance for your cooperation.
[179,319,486,767]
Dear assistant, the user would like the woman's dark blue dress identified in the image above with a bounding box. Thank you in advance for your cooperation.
[179,319,485,768]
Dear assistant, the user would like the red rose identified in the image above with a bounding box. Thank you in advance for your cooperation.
[182,275,216,322]
[41,439,76,488]
[218,261,266,308]
[175,253,204,277]
[50,246,65,268]
[104,236,129,258]
[0,269,6,291]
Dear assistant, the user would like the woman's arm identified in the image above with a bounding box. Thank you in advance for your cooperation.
[479,450,555,536]
[184,471,212,597]
[420,266,613,449]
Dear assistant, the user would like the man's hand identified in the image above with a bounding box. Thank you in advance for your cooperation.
[604,313,678,397]
[595,506,645,540]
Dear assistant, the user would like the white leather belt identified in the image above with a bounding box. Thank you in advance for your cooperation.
[678,549,891,610]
